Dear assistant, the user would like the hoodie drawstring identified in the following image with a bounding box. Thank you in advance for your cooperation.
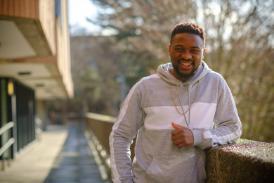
[188,86,191,126]
[188,81,200,126]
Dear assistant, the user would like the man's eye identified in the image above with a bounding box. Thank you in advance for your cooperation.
[174,47,184,52]
[190,49,201,54]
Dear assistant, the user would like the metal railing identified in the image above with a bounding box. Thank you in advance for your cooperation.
[85,112,115,180]
[86,112,138,181]
[0,121,15,170]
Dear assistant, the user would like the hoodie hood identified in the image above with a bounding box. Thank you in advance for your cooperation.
[157,61,211,86]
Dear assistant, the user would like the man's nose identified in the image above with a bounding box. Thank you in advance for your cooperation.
[180,50,192,60]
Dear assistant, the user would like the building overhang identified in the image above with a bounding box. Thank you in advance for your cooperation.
[0,0,73,99]
[0,56,70,99]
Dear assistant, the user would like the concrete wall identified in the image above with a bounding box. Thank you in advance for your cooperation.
[86,115,274,182]
[55,0,73,98]
[39,0,55,55]
[206,139,274,183]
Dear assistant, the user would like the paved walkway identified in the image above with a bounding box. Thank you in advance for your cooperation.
[44,122,105,183]
[0,122,106,183]
[0,125,67,183]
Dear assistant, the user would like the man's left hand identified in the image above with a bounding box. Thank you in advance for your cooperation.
[171,122,194,148]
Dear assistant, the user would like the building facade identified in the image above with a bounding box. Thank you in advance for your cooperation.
[0,0,73,161]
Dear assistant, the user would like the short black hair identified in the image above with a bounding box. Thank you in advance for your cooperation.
[170,22,205,43]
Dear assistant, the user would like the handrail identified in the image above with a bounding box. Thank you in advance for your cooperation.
[0,122,14,136]
[0,121,15,157]
[0,139,15,156]
[85,113,116,180]
[86,112,116,123]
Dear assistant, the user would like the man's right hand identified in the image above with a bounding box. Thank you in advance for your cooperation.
[171,122,194,148]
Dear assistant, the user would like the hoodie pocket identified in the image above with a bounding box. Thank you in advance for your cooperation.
[145,156,168,183]
[145,149,206,183]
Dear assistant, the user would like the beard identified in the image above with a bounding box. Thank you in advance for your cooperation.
[171,59,198,80]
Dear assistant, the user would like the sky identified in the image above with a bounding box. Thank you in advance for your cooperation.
[68,0,99,34]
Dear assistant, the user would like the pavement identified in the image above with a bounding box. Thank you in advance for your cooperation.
[0,122,107,183]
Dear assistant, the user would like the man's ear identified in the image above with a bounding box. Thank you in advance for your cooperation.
[204,47,208,54]
[201,47,207,60]
[168,44,171,54]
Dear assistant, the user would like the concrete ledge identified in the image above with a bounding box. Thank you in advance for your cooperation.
[85,114,274,182]
[206,139,274,183]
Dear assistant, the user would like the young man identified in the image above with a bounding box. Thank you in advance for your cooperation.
[110,22,242,183]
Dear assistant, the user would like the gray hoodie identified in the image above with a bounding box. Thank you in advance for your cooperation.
[110,62,242,183]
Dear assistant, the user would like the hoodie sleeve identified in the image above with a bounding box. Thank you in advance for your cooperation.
[191,75,242,149]
[109,80,144,183]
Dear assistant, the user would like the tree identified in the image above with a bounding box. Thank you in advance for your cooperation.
[90,0,196,60]
[70,36,121,115]
[88,0,274,141]
[199,0,274,141]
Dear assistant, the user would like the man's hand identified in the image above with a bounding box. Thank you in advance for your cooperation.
[171,122,194,148]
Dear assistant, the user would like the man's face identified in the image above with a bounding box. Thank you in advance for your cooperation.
[169,33,204,81]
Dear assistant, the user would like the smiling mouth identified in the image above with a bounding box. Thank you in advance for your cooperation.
[179,62,193,71]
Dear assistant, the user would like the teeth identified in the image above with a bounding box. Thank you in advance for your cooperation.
[181,63,191,66]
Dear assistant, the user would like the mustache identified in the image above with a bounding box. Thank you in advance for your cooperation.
[177,59,194,63]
